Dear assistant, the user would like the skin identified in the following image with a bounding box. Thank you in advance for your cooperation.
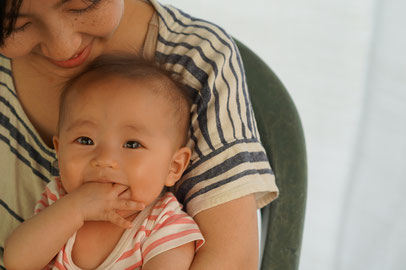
[0,0,154,146]
[1,0,259,268]
[4,75,193,269]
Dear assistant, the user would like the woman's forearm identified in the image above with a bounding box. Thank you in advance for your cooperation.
[191,194,259,270]
[4,195,83,270]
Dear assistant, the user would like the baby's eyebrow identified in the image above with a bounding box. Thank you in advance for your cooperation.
[122,124,153,137]
[64,120,96,132]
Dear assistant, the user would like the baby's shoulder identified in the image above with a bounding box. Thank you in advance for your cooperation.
[153,192,184,214]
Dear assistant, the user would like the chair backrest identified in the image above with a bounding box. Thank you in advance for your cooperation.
[234,39,307,270]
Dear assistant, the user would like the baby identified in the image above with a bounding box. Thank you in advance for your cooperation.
[4,54,204,270]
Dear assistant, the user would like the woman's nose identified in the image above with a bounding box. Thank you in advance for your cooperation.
[39,19,82,60]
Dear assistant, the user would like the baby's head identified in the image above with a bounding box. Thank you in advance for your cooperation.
[53,54,194,205]
[58,53,193,147]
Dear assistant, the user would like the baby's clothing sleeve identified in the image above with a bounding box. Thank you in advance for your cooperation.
[140,192,205,266]
[34,178,65,214]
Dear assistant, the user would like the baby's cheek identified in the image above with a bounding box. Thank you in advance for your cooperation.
[129,185,162,206]
[58,165,81,193]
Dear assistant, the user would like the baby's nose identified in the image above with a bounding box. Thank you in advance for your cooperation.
[90,148,119,169]
[90,157,119,169]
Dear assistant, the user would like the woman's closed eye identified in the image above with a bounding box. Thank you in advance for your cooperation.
[76,136,94,145]
[9,1,101,35]
[11,22,31,34]
[123,141,141,149]
[69,0,101,15]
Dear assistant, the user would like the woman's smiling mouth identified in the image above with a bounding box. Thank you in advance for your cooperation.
[50,42,93,68]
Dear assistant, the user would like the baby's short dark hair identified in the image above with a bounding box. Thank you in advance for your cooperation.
[58,53,194,145]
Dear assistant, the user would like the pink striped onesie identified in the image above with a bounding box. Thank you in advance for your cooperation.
[35,179,204,270]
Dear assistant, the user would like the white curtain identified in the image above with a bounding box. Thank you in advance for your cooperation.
[164,1,406,269]
[335,0,406,269]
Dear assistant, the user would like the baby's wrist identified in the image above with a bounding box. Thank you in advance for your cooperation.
[59,192,86,227]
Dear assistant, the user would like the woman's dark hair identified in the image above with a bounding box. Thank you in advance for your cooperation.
[1,0,23,46]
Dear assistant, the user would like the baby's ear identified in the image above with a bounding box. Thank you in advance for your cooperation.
[52,136,60,153]
[165,147,192,187]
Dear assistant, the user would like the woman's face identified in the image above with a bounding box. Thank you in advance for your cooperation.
[0,0,124,68]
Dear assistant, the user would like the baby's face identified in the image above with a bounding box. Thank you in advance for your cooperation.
[54,76,181,206]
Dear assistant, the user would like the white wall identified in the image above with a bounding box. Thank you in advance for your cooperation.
[162,0,406,269]
[336,1,406,269]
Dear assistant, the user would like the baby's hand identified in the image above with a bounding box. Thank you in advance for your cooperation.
[115,187,141,219]
[70,182,145,228]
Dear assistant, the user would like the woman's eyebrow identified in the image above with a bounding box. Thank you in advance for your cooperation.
[6,13,29,19]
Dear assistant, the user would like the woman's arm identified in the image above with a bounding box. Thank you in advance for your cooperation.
[4,182,142,270]
[151,4,278,269]
[191,194,259,270]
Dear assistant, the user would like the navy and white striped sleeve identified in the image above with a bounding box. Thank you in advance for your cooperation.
[151,0,278,216]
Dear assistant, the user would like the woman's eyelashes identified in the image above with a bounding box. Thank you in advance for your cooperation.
[123,141,142,149]
[69,0,101,15]
[10,0,101,34]
[76,136,94,145]
[12,22,31,34]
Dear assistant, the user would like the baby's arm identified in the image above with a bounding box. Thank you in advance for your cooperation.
[143,242,195,270]
[142,242,195,270]
[139,193,203,270]
[4,182,143,270]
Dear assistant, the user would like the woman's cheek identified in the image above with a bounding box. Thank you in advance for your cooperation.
[86,1,124,39]
[0,34,38,58]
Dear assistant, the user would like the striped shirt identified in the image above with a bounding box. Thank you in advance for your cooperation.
[36,180,204,270]
[150,0,278,214]
[0,0,278,266]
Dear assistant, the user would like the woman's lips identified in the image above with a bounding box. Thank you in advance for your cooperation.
[50,42,93,68]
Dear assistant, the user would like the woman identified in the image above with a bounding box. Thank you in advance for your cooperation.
[0,0,278,268]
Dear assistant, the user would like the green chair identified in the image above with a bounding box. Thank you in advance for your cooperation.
[234,39,307,270]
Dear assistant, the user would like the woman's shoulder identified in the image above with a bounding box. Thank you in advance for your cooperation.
[150,1,243,90]
[151,0,237,54]
[0,54,11,68]
[0,54,12,83]
[0,54,18,99]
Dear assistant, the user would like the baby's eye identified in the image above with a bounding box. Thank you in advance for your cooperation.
[123,141,141,149]
[76,137,94,145]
